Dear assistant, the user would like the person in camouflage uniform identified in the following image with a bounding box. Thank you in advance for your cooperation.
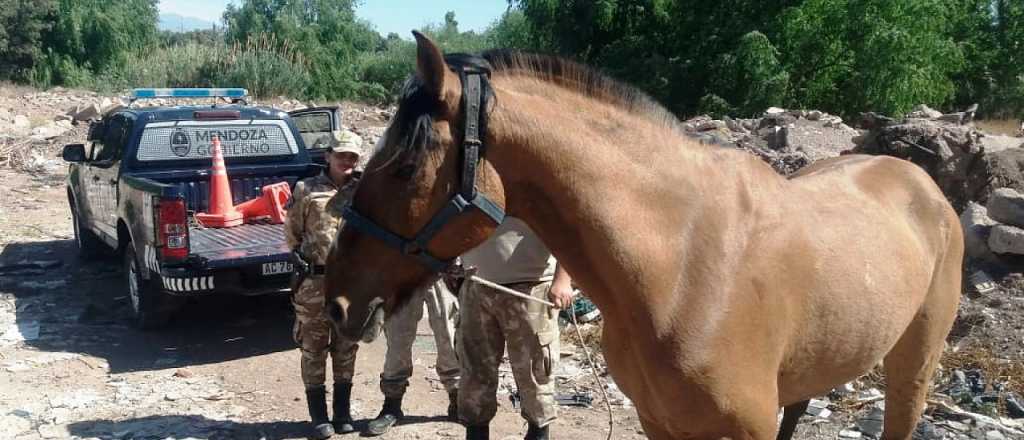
[285,129,364,439]
[455,217,575,440]
[365,279,460,436]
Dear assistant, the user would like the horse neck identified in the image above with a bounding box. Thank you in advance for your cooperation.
[483,77,759,322]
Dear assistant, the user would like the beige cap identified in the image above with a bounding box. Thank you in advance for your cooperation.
[329,129,363,156]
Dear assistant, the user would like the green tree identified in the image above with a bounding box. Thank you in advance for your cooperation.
[0,0,56,81]
[31,0,159,87]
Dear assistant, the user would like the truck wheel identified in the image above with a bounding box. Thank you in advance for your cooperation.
[72,204,105,258]
[124,245,175,330]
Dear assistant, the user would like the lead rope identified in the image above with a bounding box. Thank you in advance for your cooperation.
[468,275,615,440]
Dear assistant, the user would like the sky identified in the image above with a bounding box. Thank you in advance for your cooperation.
[157,0,510,35]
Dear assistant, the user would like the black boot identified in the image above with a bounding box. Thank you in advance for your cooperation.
[447,389,459,421]
[525,423,549,440]
[332,382,355,434]
[365,397,403,436]
[305,385,335,440]
[466,424,489,440]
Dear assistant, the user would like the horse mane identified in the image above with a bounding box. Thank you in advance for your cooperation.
[482,50,684,134]
[373,49,685,174]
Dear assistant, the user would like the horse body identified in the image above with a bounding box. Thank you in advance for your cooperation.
[325,34,963,440]
[482,74,962,439]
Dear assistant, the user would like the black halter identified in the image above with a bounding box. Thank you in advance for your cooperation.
[341,66,506,272]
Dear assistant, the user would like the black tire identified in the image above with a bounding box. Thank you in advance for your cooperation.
[72,203,105,258]
[124,245,176,330]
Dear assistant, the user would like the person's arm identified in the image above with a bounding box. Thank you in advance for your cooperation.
[284,181,307,250]
[547,262,575,309]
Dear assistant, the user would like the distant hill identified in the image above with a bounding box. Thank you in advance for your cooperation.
[159,13,216,32]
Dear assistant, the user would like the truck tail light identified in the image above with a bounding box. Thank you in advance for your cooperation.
[157,198,189,261]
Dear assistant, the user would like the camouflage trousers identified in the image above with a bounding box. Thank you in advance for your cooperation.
[292,276,359,389]
[380,279,460,398]
[457,280,560,427]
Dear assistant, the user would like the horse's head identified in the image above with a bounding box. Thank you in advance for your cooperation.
[324,31,506,340]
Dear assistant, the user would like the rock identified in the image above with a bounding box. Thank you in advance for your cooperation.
[847,117,990,210]
[759,113,797,129]
[73,104,102,122]
[823,116,845,128]
[856,406,885,438]
[986,430,1007,440]
[908,104,944,119]
[986,188,1024,227]
[839,429,862,439]
[961,202,999,262]
[939,112,967,124]
[37,424,64,439]
[806,398,831,418]
[988,224,1024,255]
[806,110,823,121]
[724,117,747,134]
[765,107,786,115]
[30,122,70,140]
[695,119,727,132]
[0,415,32,437]
[13,114,30,128]
[54,114,73,122]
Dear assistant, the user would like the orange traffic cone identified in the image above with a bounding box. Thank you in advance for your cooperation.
[236,182,292,224]
[195,136,244,228]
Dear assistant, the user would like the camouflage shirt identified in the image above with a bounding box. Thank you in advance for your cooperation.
[285,173,359,266]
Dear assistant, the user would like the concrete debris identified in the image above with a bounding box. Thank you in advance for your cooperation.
[988,224,1024,255]
[806,398,832,419]
[838,429,863,438]
[987,188,1024,228]
[0,414,32,438]
[907,104,944,119]
[961,202,1000,262]
[682,107,858,175]
[986,430,1007,440]
[855,405,885,438]
[603,381,633,408]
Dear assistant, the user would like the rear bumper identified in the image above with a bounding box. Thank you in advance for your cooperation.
[156,258,293,296]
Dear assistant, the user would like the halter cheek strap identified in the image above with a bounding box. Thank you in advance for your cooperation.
[342,66,505,273]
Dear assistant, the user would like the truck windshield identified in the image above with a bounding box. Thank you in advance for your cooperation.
[136,120,298,161]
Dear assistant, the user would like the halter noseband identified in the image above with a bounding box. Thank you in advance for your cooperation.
[341,66,506,272]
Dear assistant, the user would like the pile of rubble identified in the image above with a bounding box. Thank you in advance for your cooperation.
[847,105,1024,211]
[683,107,858,175]
[962,188,1024,263]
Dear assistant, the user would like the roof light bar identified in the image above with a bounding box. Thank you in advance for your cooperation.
[131,88,248,99]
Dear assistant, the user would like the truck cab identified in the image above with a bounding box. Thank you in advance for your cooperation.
[63,88,340,329]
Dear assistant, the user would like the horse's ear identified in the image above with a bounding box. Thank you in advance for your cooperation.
[412,30,446,102]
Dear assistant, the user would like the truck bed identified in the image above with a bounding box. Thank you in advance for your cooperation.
[189,223,290,269]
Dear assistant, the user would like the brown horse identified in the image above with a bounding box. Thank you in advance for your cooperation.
[324,32,963,440]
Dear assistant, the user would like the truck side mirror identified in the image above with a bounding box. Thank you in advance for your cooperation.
[62,143,87,162]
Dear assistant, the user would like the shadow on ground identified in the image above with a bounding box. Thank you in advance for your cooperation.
[1,239,296,374]
[67,414,308,440]
[66,413,453,439]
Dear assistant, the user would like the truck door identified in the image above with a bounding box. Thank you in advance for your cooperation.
[289,106,341,166]
[83,115,129,243]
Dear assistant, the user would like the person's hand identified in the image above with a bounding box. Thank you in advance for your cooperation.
[442,260,476,295]
[547,281,575,309]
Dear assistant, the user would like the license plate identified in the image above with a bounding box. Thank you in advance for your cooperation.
[261,261,293,276]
